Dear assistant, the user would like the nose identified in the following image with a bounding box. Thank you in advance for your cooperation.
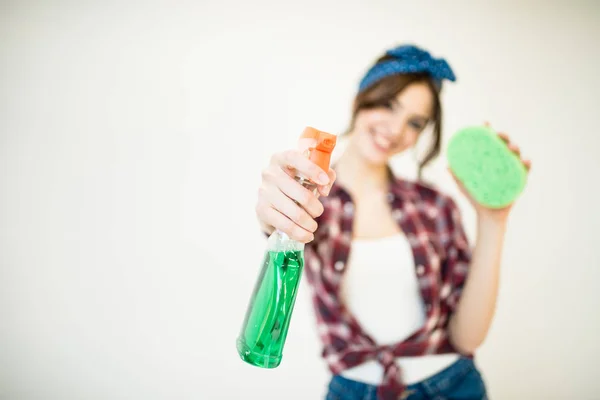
[387,113,411,141]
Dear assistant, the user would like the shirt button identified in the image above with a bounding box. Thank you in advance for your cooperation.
[334,261,345,271]
[392,209,403,221]
[416,264,425,275]
[329,223,340,237]
[343,202,354,215]
[407,234,418,246]
[427,207,438,218]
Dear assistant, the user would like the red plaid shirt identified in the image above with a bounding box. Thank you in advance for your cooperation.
[303,172,472,400]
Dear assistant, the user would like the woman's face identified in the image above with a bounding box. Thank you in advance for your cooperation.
[350,81,435,166]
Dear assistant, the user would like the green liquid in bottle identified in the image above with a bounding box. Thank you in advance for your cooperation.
[236,249,304,368]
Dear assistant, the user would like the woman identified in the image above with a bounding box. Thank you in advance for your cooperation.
[255,44,530,400]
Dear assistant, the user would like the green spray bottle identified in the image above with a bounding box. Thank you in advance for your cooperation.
[236,127,337,368]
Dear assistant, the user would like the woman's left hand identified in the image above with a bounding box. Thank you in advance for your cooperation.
[448,123,532,224]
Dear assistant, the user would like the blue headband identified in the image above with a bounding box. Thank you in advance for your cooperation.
[358,45,456,92]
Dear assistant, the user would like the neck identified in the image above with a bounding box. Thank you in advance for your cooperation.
[334,138,390,196]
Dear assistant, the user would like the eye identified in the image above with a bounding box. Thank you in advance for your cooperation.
[409,120,425,130]
[383,101,394,110]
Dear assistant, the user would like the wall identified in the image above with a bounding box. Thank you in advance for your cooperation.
[1,1,599,399]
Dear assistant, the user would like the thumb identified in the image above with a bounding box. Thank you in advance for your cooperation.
[447,167,468,194]
[317,169,337,196]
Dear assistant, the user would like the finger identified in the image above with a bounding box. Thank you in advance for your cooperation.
[484,121,491,127]
[523,159,532,171]
[318,169,337,196]
[448,168,471,199]
[273,168,324,218]
[508,143,521,156]
[317,185,328,196]
[447,166,458,180]
[328,168,337,184]
[272,150,330,185]
[447,167,468,192]
[447,166,459,184]
[262,165,325,218]
[497,132,510,143]
[256,199,314,243]
[268,185,318,232]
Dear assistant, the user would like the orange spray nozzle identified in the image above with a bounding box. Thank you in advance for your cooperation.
[300,127,337,172]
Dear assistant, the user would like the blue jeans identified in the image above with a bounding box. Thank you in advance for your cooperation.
[326,357,488,400]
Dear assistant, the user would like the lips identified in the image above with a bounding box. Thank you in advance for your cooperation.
[370,128,397,153]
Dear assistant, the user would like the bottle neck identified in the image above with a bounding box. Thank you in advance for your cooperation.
[270,229,306,252]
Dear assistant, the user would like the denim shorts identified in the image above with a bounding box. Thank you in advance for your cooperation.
[326,356,488,400]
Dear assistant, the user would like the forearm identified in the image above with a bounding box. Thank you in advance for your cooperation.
[448,215,507,353]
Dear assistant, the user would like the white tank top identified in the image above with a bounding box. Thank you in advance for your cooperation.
[339,234,459,385]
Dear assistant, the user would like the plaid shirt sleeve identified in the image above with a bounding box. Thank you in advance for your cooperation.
[441,196,472,315]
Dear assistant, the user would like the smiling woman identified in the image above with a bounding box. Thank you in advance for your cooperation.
[348,69,442,179]
[254,44,530,400]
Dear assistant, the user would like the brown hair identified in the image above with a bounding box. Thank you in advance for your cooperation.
[349,55,443,179]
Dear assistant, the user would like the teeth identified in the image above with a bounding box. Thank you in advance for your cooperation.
[373,132,391,150]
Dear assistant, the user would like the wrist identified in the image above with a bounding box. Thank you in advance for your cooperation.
[477,212,508,234]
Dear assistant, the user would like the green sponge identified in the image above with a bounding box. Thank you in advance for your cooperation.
[447,126,528,209]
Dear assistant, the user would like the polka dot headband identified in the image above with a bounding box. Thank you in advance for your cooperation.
[358,44,456,93]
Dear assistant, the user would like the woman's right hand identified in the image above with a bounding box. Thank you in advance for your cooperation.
[256,149,336,243]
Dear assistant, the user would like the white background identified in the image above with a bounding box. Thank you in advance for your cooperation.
[1,1,600,399]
